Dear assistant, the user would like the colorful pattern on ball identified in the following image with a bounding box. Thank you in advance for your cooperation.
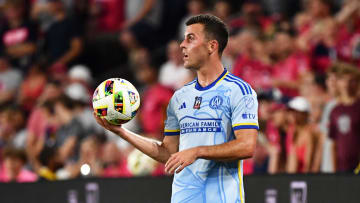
[105,80,114,96]
[128,91,137,105]
[114,92,124,114]
[92,78,140,125]
[95,107,107,117]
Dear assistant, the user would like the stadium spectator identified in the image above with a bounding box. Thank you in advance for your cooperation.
[212,0,231,22]
[232,29,272,91]
[76,136,103,177]
[0,146,37,182]
[46,136,103,179]
[67,64,93,89]
[295,0,336,72]
[52,95,87,163]
[286,97,323,173]
[0,0,38,72]
[25,81,62,163]
[30,0,56,32]
[64,82,105,135]
[329,62,360,173]
[266,102,288,174]
[0,105,27,151]
[101,141,132,178]
[119,0,163,49]
[178,0,207,40]
[0,56,22,105]
[294,0,333,35]
[319,64,341,172]
[44,0,83,73]
[228,0,275,38]
[271,32,310,98]
[335,0,360,65]
[133,49,173,139]
[158,40,193,90]
[88,0,125,33]
[17,62,47,112]
[31,146,63,181]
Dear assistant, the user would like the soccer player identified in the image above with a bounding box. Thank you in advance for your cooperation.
[94,14,258,203]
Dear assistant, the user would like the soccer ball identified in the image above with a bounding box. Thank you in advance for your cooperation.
[92,78,140,125]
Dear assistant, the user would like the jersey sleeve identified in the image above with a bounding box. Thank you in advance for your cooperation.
[231,88,259,131]
[164,94,180,136]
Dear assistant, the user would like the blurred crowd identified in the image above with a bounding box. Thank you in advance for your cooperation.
[0,0,360,182]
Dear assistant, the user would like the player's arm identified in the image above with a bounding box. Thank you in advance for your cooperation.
[94,114,179,164]
[197,129,257,161]
[165,129,257,174]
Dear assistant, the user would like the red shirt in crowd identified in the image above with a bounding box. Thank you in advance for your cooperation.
[329,99,360,172]
[91,0,125,32]
[140,83,173,138]
[232,55,272,90]
[272,52,310,97]
[336,18,360,66]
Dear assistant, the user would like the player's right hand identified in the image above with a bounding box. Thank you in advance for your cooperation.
[93,112,123,135]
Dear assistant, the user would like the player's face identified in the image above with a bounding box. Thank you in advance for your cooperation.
[180,24,210,70]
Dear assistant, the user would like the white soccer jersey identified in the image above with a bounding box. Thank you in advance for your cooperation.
[164,69,259,203]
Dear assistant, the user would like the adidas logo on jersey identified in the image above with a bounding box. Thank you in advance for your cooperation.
[178,102,186,110]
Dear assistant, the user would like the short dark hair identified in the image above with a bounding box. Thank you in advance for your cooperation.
[3,146,27,163]
[186,14,229,56]
[39,147,57,166]
[56,95,77,110]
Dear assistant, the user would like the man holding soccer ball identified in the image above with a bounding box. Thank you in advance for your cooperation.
[94,14,258,203]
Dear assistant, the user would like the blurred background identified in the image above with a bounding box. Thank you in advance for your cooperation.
[0,0,360,187]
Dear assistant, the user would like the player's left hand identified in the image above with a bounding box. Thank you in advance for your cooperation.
[165,148,199,174]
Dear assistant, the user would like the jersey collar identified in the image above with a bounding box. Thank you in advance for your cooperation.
[195,69,228,91]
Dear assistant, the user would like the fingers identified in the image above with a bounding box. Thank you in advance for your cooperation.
[93,111,113,130]
[175,162,189,174]
[93,112,104,126]
[167,160,183,174]
[165,155,178,174]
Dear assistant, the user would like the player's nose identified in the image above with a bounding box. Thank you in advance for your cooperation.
[180,40,186,50]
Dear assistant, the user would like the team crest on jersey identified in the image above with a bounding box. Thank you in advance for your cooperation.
[209,96,223,109]
[193,96,202,109]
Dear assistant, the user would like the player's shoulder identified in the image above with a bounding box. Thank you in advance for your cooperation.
[169,79,197,102]
[223,72,256,97]
[183,79,197,88]
[176,79,197,94]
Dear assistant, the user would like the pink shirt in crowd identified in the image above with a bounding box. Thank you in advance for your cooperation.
[0,164,37,183]
[272,52,310,97]
[232,55,272,90]
[140,84,173,138]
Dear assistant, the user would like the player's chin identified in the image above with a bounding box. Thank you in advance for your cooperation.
[184,62,197,70]
[183,62,191,69]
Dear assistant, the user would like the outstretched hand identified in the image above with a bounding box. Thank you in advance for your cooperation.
[93,112,123,134]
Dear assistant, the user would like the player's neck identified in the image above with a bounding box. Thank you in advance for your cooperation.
[196,61,224,87]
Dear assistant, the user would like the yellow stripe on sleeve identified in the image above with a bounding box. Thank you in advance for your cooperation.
[232,123,258,127]
[164,129,180,132]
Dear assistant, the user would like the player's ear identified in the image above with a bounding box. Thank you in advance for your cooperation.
[207,40,218,55]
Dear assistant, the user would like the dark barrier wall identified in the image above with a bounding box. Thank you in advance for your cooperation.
[0,177,173,203]
[0,175,359,203]
[245,174,360,203]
